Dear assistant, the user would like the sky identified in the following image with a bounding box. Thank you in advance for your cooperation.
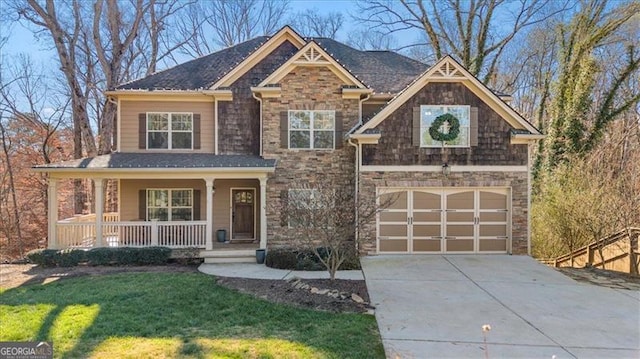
[2,0,362,68]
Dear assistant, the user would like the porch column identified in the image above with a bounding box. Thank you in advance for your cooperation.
[94,178,104,247]
[47,178,58,249]
[205,177,215,250]
[259,177,267,249]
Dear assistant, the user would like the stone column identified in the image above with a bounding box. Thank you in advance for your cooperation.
[47,178,59,249]
[259,177,268,249]
[205,178,215,250]
[94,178,104,247]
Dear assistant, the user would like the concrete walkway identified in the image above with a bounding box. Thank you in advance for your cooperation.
[361,255,640,359]
[198,263,364,280]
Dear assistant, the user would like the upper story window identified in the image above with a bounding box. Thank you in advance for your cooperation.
[288,110,335,149]
[147,189,193,221]
[420,105,470,147]
[147,112,193,149]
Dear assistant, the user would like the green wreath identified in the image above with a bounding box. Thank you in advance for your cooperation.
[428,113,460,142]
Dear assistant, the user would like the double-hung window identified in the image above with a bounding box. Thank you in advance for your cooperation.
[147,112,193,149]
[147,189,193,221]
[420,105,470,147]
[289,110,335,149]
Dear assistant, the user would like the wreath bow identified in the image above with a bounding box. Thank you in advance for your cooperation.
[428,113,460,142]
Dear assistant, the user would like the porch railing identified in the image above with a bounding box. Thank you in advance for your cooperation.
[55,215,207,249]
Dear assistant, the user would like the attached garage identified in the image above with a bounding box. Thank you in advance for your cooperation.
[377,188,510,254]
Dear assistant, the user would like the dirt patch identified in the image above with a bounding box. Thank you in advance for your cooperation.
[216,276,372,313]
[0,264,372,313]
[556,266,640,290]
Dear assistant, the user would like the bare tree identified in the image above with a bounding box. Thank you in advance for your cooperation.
[279,180,395,280]
[346,29,397,50]
[355,0,568,82]
[288,8,343,38]
[0,53,70,258]
[176,0,289,56]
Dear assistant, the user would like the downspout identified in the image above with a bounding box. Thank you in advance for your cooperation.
[252,92,263,156]
[349,93,371,252]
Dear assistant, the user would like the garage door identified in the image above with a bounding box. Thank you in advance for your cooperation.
[378,188,509,253]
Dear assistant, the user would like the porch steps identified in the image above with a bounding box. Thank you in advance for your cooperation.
[200,250,256,264]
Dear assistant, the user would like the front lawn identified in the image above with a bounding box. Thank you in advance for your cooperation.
[0,272,384,358]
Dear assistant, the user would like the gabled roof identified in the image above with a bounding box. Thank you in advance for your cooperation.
[355,55,542,136]
[257,40,368,88]
[118,36,270,91]
[115,27,428,95]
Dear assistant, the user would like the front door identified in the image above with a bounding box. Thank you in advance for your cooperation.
[232,189,255,239]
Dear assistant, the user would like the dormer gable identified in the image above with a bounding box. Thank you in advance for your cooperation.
[209,26,306,90]
[355,55,542,142]
[252,41,371,99]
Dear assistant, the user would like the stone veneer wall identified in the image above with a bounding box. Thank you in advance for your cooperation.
[261,66,359,246]
[362,82,528,166]
[218,41,299,155]
[358,170,529,255]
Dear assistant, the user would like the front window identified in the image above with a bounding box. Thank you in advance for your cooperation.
[289,110,335,149]
[420,105,470,147]
[147,189,193,221]
[147,112,193,149]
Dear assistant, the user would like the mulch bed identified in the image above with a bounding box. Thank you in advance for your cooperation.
[216,276,372,313]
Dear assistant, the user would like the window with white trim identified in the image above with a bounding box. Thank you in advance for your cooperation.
[147,189,193,221]
[289,110,335,149]
[420,105,470,147]
[147,112,193,149]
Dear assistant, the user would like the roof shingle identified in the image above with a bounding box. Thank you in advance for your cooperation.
[34,153,276,170]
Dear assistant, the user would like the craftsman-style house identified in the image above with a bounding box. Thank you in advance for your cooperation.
[34,26,543,262]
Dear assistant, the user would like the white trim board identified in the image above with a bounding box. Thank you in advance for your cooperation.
[361,165,528,172]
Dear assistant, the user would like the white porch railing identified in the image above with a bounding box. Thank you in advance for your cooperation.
[55,214,207,249]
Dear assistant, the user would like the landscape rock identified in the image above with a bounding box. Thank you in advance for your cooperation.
[351,293,365,303]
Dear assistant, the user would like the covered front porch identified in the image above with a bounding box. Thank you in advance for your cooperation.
[34,153,275,258]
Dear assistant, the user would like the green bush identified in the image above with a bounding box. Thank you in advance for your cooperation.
[57,249,86,267]
[265,248,298,269]
[26,249,86,267]
[137,247,171,265]
[26,249,59,267]
[265,246,361,271]
[87,247,116,266]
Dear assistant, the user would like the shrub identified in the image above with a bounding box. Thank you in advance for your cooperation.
[137,247,171,265]
[87,247,116,266]
[265,248,298,269]
[87,247,171,266]
[265,246,361,271]
[26,249,59,267]
[57,249,86,267]
[26,249,86,267]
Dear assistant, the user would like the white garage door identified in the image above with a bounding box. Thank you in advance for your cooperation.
[378,188,509,253]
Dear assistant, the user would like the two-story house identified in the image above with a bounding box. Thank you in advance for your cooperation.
[34,26,543,262]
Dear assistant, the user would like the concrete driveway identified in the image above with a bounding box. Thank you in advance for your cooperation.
[361,255,640,358]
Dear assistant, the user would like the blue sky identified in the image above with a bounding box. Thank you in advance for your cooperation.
[3,0,361,66]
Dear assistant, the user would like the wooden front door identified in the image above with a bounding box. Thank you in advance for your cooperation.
[232,189,255,239]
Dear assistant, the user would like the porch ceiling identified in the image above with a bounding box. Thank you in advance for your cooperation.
[33,153,276,179]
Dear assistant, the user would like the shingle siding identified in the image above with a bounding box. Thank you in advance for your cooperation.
[362,82,528,166]
[218,41,299,155]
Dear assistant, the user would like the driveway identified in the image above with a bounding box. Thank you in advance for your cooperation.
[361,255,640,358]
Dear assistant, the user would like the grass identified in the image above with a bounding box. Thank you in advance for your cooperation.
[0,272,384,358]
